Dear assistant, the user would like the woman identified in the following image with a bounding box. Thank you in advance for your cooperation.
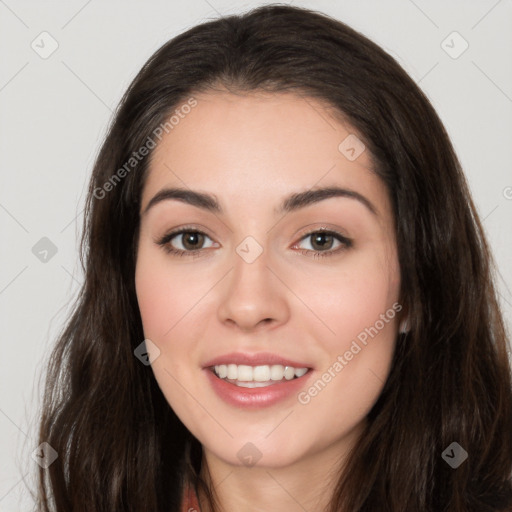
[36,4,512,511]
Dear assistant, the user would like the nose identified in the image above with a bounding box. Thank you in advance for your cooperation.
[216,245,290,332]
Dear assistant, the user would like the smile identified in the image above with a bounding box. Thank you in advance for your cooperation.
[212,364,308,387]
[203,352,313,407]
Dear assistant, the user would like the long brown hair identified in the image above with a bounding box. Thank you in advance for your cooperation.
[35,4,512,511]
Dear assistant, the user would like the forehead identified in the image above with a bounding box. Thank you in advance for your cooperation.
[142,91,390,218]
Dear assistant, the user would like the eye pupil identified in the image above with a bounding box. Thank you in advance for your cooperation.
[183,232,204,250]
[311,233,333,250]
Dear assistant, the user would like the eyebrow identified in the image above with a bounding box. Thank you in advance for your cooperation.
[142,186,378,217]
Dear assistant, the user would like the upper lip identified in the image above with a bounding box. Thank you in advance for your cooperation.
[203,352,312,369]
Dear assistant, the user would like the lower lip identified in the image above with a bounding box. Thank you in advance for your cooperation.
[204,368,312,408]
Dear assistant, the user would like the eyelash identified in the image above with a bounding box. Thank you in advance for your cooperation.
[156,225,353,259]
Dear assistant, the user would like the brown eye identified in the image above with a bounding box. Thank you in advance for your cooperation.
[310,232,335,251]
[180,231,205,250]
[294,229,353,259]
[156,228,216,256]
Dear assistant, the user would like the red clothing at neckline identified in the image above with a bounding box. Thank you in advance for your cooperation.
[180,480,201,512]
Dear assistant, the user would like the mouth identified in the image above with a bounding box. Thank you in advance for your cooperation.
[210,363,310,388]
[204,355,313,408]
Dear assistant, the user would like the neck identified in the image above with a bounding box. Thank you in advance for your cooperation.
[196,422,364,512]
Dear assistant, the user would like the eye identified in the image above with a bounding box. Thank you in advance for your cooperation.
[293,229,352,259]
[156,226,217,257]
[156,226,352,259]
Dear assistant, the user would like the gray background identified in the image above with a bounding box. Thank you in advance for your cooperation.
[0,0,511,509]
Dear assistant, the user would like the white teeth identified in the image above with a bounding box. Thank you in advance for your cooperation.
[237,365,253,381]
[213,363,309,383]
[217,365,228,378]
[294,367,308,377]
[284,366,295,380]
[235,381,275,388]
[227,364,237,380]
[270,364,285,380]
[253,365,271,381]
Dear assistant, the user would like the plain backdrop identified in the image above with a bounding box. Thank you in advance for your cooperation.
[0,1,511,509]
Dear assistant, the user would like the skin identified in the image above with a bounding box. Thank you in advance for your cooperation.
[135,90,402,512]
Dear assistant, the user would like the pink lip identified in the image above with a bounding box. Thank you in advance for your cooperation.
[202,351,311,369]
[204,367,313,409]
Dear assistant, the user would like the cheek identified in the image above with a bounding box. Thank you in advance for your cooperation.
[295,249,400,405]
[303,249,400,342]
[135,247,205,420]
[134,243,218,390]
[135,245,210,341]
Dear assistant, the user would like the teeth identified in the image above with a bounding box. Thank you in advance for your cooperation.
[227,364,237,380]
[270,364,285,380]
[284,366,295,380]
[237,365,253,381]
[213,364,309,383]
[217,365,228,378]
[253,365,270,381]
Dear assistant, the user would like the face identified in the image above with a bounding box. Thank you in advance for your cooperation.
[135,91,401,471]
